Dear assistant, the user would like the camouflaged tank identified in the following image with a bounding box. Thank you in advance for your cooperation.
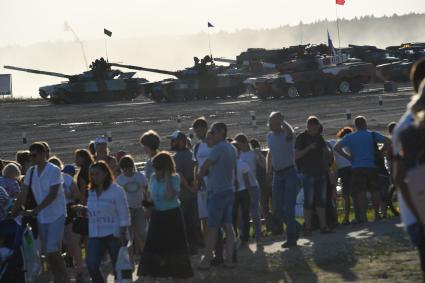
[111,56,247,102]
[4,58,148,104]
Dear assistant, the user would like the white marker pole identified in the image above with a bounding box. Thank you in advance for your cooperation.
[379,95,383,111]
[22,132,27,144]
[107,131,112,142]
[345,109,352,121]
[177,115,182,130]
[250,111,256,127]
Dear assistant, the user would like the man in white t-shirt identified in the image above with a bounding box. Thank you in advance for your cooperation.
[117,155,148,257]
[12,142,69,283]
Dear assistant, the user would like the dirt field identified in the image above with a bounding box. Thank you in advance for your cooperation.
[0,84,414,163]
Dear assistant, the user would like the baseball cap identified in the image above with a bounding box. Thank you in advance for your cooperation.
[94,137,108,144]
[63,164,76,176]
[169,130,187,141]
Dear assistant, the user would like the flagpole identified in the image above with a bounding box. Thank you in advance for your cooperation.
[104,36,109,62]
[207,28,213,59]
[335,3,341,53]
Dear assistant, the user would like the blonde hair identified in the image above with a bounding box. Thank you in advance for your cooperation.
[2,163,21,179]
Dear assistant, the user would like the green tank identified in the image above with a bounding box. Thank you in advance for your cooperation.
[4,58,148,104]
[111,56,247,102]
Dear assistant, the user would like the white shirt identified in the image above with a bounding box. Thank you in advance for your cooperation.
[392,111,417,227]
[116,171,147,208]
[87,183,130,238]
[196,142,211,190]
[235,159,258,192]
[24,162,66,224]
[239,151,260,186]
[328,139,352,169]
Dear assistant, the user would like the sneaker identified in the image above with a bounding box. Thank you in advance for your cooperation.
[210,256,224,266]
[281,241,298,248]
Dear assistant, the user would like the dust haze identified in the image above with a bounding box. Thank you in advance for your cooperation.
[1,13,424,98]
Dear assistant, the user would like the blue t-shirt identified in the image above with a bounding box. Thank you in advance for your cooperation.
[339,130,385,169]
[149,174,180,211]
[207,141,237,194]
[267,130,295,170]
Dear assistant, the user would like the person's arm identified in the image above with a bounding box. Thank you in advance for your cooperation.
[255,150,267,169]
[197,159,213,190]
[115,187,130,245]
[282,120,294,141]
[27,184,60,216]
[334,141,353,162]
[68,180,81,202]
[393,159,421,220]
[266,150,272,175]
[294,143,316,160]
[164,173,179,199]
[11,185,29,216]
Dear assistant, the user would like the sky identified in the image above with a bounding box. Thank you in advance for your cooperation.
[1,0,425,47]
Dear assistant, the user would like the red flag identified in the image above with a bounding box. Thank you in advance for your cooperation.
[336,0,345,5]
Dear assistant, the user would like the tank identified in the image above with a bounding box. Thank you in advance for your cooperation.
[111,56,248,102]
[245,53,375,99]
[342,45,400,66]
[4,58,148,104]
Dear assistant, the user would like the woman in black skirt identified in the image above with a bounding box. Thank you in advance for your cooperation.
[138,151,193,281]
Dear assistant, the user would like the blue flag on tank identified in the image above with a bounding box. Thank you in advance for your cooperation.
[327,30,337,56]
[208,22,214,28]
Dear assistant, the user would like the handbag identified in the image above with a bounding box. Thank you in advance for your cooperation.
[72,216,88,236]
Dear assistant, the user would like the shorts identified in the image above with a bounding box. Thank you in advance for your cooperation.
[130,207,147,241]
[207,190,234,228]
[38,214,65,254]
[197,190,208,219]
[351,168,379,193]
[303,174,327,209]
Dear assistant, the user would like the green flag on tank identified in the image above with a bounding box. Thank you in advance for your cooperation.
[104,28,112,37]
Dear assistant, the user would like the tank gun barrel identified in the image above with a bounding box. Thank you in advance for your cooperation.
[214,58,237,64]
[110,63,178,77]
[3,65,71,79]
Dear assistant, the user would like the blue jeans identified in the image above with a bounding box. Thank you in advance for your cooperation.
[272,168,301,244]
[249,186,262,242]
[303,174,327,209]
[86,235,120,283]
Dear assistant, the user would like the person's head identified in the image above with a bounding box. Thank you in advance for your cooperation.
[249,138,261,150]
[268,111,284,133]
[75,149,94,168]
[152,151,176,178]
[115,150,127,162]
[336,127,353,139]
[234,133,251,152]
[16,150,32,174]
[306,116,321,136]
[209,122,227,145]
[206,131,214,147]
[387,122,397,135]
[94,137,109,157]
[89,161,114,190]
[48,156,63,170]
[411,58,425,93]
[140,130,160,157]
[119,155,135,177]
[88,141,96,156]
[170,131,187,151]
[354,116,368,130]
[63,164,76,177]
[40,141,51,159]
[192,117,208,140]
[2,163,21,180]
[28,142,48,165]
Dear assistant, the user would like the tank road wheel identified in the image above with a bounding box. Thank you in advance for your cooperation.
[350,79,363,93]
[286,86,299,98]
[338,80,351,94]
